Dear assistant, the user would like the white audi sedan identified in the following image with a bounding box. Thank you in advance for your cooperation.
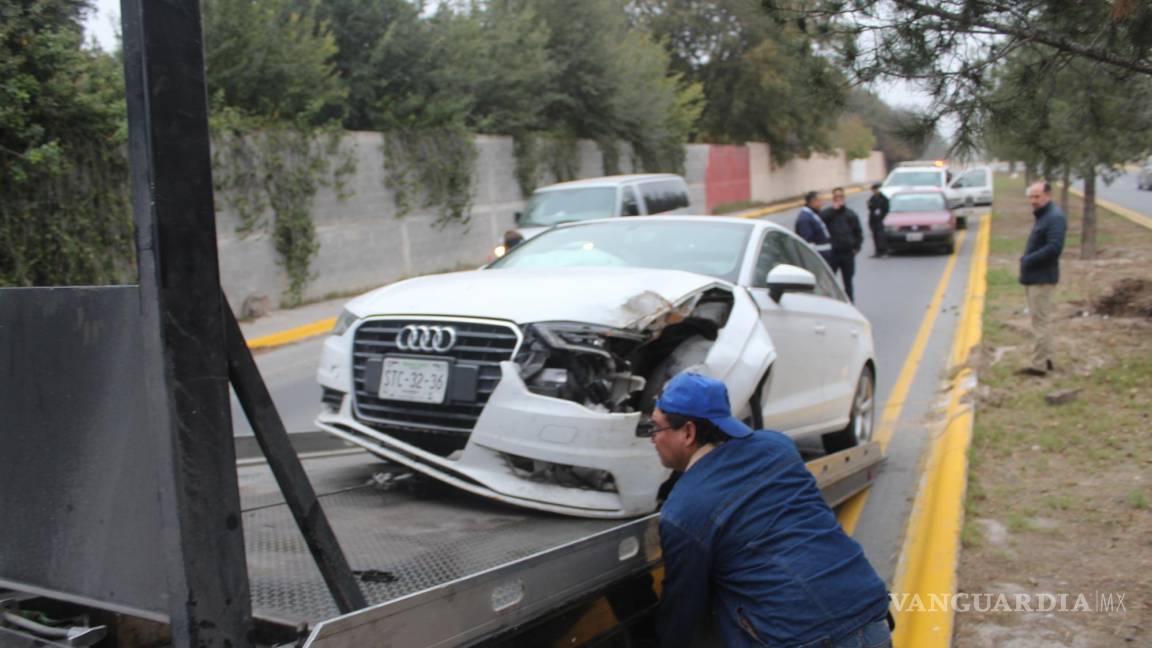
[316,217,876,518]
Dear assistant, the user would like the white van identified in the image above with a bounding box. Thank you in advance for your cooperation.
[946,165,994,210]
[880,161,951,200]
[493,174,692,258]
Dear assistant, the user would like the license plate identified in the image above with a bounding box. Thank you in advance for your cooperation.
[378,357,450,404]
[906,232,924,242]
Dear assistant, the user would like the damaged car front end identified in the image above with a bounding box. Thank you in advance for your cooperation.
[316,263,771,518]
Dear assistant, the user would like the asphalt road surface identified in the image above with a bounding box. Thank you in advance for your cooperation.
[1080,169,1151,215]
[233,190,984,584]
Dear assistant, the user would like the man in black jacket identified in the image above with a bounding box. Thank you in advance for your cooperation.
[820,187,864,301]
[1018,181,1067,376]
[866,183,890,257]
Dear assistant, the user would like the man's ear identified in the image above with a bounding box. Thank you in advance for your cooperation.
[682,420,699,448]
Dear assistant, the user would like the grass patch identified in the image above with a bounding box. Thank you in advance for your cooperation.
[956,172,1152,643]
[1127,490,1150,510]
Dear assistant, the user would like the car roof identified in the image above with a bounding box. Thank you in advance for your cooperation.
[889,187,946,194]
[549,213,786,233]
[535,174,684,192]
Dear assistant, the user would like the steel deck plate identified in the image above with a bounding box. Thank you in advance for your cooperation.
[239,453,620,623]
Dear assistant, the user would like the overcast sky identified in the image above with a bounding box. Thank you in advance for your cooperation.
[83,0,938,121]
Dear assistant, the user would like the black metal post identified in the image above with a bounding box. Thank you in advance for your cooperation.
[121,0,254,645]
[222,299,368,613]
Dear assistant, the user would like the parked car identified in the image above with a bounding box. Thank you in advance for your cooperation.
[317,217,876,518]
[492,174,691,258]
[883,189,957,255]
[1138,163,1152,190]
[880,160,951,202]
[945,165,994,227]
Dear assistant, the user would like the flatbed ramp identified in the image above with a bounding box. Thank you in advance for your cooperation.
[240,442,882,646]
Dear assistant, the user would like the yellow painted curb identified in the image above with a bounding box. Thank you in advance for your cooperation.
[837,226,968,535]
[246,316,337,350]
[1068,187,1152,231]
[890,213,990,647]
[739,185,869,219]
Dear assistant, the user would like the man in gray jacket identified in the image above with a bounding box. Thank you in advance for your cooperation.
[1018,181,1067,376]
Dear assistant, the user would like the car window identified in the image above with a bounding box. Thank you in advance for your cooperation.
[521,187,617,227]
[488,220,752,283]
[752,231,800,288]
[639,179,689,214]
[783,238,844,300]
[621,186,640,216]
[890,193,947,212]
[884,171,944,188]
[957,169,988,187]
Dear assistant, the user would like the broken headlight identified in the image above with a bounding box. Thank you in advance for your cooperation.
[516,322,649,411]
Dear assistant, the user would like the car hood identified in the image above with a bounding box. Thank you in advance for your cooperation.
[885,210,952,226]
[344,267,726,328]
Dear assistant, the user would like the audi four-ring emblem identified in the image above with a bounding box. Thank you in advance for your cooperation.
[396,325,458,352]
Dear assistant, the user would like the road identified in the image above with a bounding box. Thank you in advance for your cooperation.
[1080,169,1150,214]
[233,190,982,583]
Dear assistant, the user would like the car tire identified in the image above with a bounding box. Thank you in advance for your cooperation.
[822,366,875,454]
[639,334,712,412]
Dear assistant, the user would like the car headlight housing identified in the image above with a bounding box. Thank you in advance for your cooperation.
[331,309,361,336]
[516,322,648,410]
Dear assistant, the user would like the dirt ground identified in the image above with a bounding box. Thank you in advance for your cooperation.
[952,175,1152,647]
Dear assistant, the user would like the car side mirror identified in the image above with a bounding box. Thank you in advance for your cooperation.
[766,264,816,303]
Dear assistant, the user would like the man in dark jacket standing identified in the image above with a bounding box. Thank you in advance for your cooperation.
[1018,181,1067,376]
[867,183,890,257]
[648,372,892,648]
[821,187,865,301]
[794,190,832,263]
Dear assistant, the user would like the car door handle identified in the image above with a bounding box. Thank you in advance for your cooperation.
[814,325,827,335]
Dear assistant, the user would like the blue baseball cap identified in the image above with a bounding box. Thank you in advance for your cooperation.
[654,372,754,439]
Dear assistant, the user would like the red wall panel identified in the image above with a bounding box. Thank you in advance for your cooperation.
[705,145,751,213]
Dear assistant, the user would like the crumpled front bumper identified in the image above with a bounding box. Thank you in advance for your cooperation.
[317,361,669,518]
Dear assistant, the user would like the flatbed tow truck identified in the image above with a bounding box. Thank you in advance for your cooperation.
[0,3,883,645]
[239,443,882,646]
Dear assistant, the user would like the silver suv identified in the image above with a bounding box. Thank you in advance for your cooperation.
[493,174,692,258]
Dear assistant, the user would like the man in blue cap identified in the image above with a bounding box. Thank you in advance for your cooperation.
[646,372,891,648]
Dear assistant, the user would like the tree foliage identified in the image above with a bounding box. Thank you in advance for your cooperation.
[1,0,134,287]
[634,0,849,163]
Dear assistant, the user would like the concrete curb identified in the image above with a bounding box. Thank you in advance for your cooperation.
[246,316,337,350]
[737,184,869,220]
[890,213,990,647]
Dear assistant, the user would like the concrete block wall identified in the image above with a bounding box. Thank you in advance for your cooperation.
[216,133,885,310]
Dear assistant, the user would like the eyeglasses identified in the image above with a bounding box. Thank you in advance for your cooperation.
[636,421,682,438]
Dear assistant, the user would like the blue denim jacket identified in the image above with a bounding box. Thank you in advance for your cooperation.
[657,430,889,647]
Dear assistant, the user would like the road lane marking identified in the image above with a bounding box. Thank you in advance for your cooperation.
[246,316,337,350]
[836,227,969,535]
[1068,187,1152,231]
[890,213,990,647]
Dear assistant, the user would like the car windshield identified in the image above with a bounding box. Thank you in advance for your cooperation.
[488,220,753,283]
[890,193,946,212]
[521,187,617,227]
[885,171,944,188]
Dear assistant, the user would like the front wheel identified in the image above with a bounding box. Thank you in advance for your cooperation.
[822,366,875,454]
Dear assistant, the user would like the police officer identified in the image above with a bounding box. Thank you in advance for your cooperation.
[647,372,893,648]
[794,190,832,263]
[867,183,890,257]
